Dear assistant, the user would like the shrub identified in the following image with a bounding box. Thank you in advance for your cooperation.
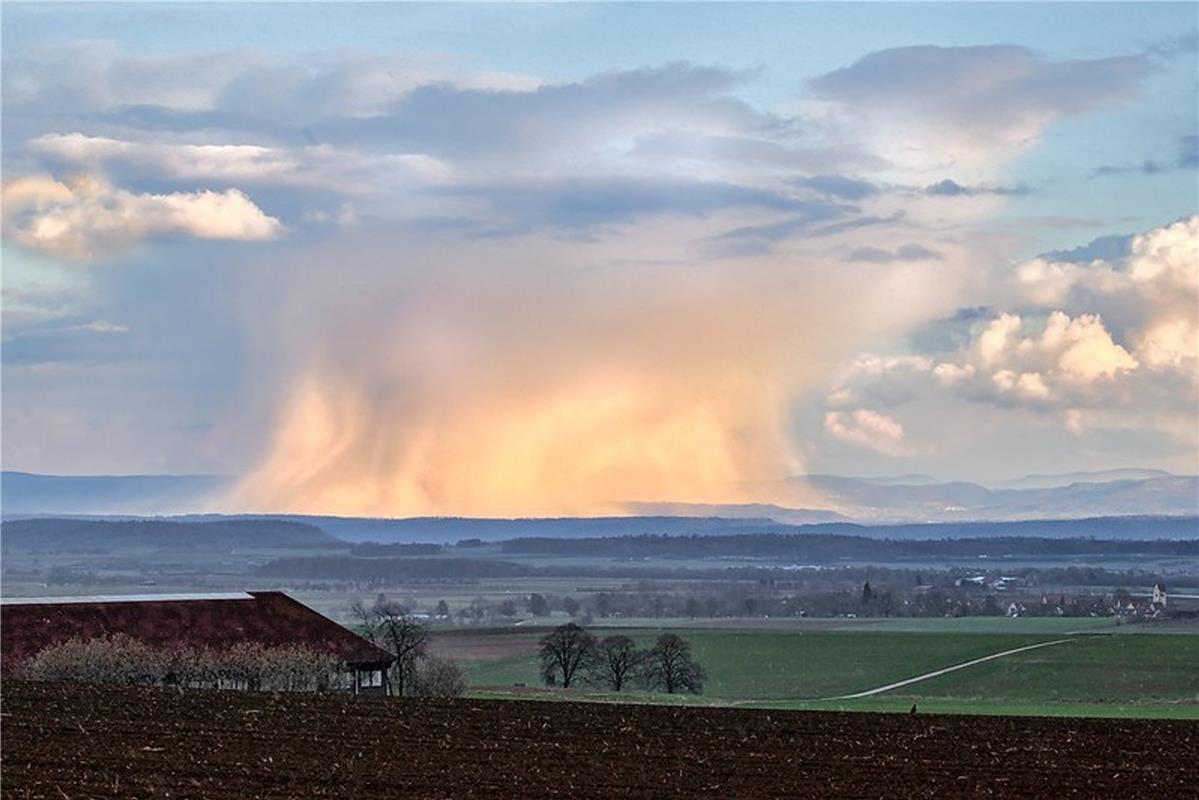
[20,634,165,686]
[19,636,350,692]
[410,656,466,698]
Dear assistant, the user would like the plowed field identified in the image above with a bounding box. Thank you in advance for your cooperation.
[2,681,1195,798]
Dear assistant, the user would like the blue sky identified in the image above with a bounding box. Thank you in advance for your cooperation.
[2,3,1196,516]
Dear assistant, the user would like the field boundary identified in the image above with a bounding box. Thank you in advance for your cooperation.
[820,638,1075,700]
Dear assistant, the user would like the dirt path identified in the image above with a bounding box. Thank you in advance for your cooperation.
[822,637,1074,700]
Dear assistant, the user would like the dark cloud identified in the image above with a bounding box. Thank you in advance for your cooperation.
[791,174,877,200]
[704,206,908,258]
[1090,160,1167,178]
[906,306,996,353]
[315,62,787,158]
[703,202,858,257]
[925,178,1028,197]
[810,212,904,238]
[433,177,812,234]
[1041,232,1133,263]
[844,243,942,263]
[1147,29,1198,60]
[1179,134,1198,169]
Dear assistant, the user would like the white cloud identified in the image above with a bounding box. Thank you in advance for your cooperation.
[848,353,934,376]
[1014,216,1198,371]
[75,320,129,334]
[809,45,1152,172]
[3,43,539,119]
[881,310,1140,414]
[29,133,452,193]
[826,217,1197,452]
[969,311,1137,384]
[824,408,907,455]
[1,174,283,259]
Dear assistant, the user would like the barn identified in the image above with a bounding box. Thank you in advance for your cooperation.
[0,591,394,694]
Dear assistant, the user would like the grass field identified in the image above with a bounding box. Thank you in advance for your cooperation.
[844,616,1121,633]
[442,624,1199,719]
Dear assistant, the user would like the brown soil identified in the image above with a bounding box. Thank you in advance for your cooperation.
[427,627,544,661]
[2,681,1195,799]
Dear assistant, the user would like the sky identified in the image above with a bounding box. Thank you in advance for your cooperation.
[2,2,1197,516]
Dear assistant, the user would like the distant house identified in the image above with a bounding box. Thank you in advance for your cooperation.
[0,591,394,694]
[1152,583,1167,608]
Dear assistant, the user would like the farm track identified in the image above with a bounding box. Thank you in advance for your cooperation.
[3,681,1197,799]
[822,638,1075,700]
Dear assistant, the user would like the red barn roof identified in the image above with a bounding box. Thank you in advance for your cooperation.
[0,591,393,674]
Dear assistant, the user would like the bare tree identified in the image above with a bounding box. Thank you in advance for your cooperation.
[588,635,641,691]
[538,622,596,688]
[353,600,430,696]
[641,633,705,694]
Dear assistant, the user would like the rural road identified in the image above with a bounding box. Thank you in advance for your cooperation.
[820,637,1075,700]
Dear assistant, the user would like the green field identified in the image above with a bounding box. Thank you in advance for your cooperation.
[844,616,1121,633]
[448,624,1199,719]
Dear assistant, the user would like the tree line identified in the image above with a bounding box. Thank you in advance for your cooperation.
[538,623,706,695]
[255,556,1199,591]
[499,533,1199,560]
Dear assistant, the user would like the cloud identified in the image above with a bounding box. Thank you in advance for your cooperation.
[28,132,452,193]
[1090,160,1168,178]
[924,179,1028,197]
[1,174,283,258]
[701,200,889,258]
[827,217,1197,450]
[791,174,878,200]
[1179,134,1199,169]
[1040,232,1133,264]
[315,62,787,162]
[3,42,539,123]
[223,213,961,517]
[1015,216,1198,369]
[810,44,1152,166]
[628,132,880,176]
[844,243,941,263]
[75,320,129,334]
[434,177,815,234]
[1148,29,1199,60]
[2,314,134,365]
[9,52,867,237]
[824,408,907,455]
[1089,134,1196,177]
[965,310,1138,384]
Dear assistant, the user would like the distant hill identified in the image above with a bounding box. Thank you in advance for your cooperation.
[987,469,1176,490]
[621,502,848,525]
[778,474,1198,522]
[1,472,228,515]
[170,512,1198,543]
[2,513,1193,551]
[0,518,336,552]
[4,469,1196,526]
[236,515,823,544]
